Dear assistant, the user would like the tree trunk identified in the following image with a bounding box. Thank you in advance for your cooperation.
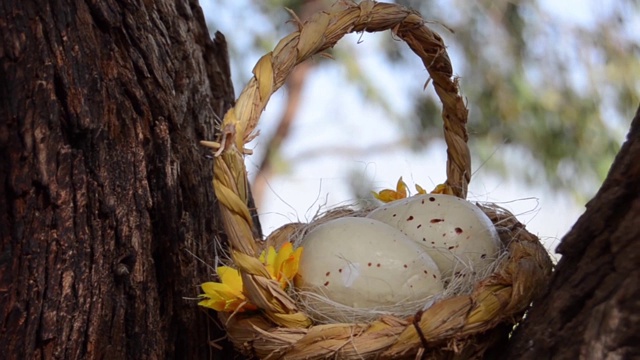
[0,0,237,358]
[502,105,640,359]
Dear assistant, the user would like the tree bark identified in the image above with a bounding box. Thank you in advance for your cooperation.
[502,105,640,359]
[0,0,236,358]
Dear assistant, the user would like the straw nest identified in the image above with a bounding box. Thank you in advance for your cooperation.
[203,1,553,358]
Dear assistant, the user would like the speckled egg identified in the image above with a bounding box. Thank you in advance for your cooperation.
[295,217,443,309]
[367,194,501,279]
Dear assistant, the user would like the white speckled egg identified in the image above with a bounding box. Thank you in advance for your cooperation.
[367,194,501,279]
[295,217,443,309]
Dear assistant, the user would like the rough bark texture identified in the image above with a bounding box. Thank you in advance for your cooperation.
[503,105,640,359]
[0,0,236,358]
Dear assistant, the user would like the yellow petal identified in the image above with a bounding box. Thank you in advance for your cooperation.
[198,296,255,312]
[415,184,427,195]
[279,246,303,287]
[273,243,302,287]
[373,177,409,203]
[261,246,277,278]
[201,281,243,300]
[198,292,242,312]
[198,281,257,312]
[372,189,400,203]
[216,266,244,293]
[199,282,240,311]
[395,176,408,197]
[431,183,455,195]
[273,242,293,276]
[197,297,225,311]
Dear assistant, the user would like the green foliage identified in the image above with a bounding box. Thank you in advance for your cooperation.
[206,0,639,201]
[398,0,638,199]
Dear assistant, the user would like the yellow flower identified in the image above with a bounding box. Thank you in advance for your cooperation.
[373,177,453,203]
[431,183,455,195]
[260,242,303,288]
[198,266,257,312]
[198,242,303,312]
[372,176,408,202]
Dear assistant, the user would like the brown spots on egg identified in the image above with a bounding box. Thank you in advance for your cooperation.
[430,218,444,223]
[417,224,422,229]
[403,264,408,268]
[429,197,435,202]
[421,199,425,204]
[448,246,455,250]
[368,262,372,267]
[376,263,381,268]
[455,227,463,234]
[392,214,397,217]
[325,271,330,276]
[338,268,343,273]
[406,215,414,221]
[324,281,330,286]
[481,254,487,259]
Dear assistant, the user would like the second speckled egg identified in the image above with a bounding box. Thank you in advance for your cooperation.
[367,194,501,279]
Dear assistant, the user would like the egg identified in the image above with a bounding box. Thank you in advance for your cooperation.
[295,217,443,311]
[367,194,501,280]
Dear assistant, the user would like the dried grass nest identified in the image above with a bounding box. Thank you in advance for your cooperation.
[203,1,553,359]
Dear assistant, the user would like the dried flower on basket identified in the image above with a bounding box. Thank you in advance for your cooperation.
[372,176,410,202]
[373,176,457,203]
[198,242,303,312]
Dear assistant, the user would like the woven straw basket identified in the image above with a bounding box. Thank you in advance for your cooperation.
[203,1,553,358]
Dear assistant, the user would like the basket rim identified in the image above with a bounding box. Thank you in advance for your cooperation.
[220,203,552,359]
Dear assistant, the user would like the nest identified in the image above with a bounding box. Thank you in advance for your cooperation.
[203,1,553,359]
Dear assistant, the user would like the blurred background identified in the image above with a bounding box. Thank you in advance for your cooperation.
[200,0,639,256]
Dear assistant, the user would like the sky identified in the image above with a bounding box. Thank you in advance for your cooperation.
[198,0,626,257]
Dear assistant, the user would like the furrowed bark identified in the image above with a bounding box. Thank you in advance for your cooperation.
[0,0,237,358]
[502,105,640,359]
